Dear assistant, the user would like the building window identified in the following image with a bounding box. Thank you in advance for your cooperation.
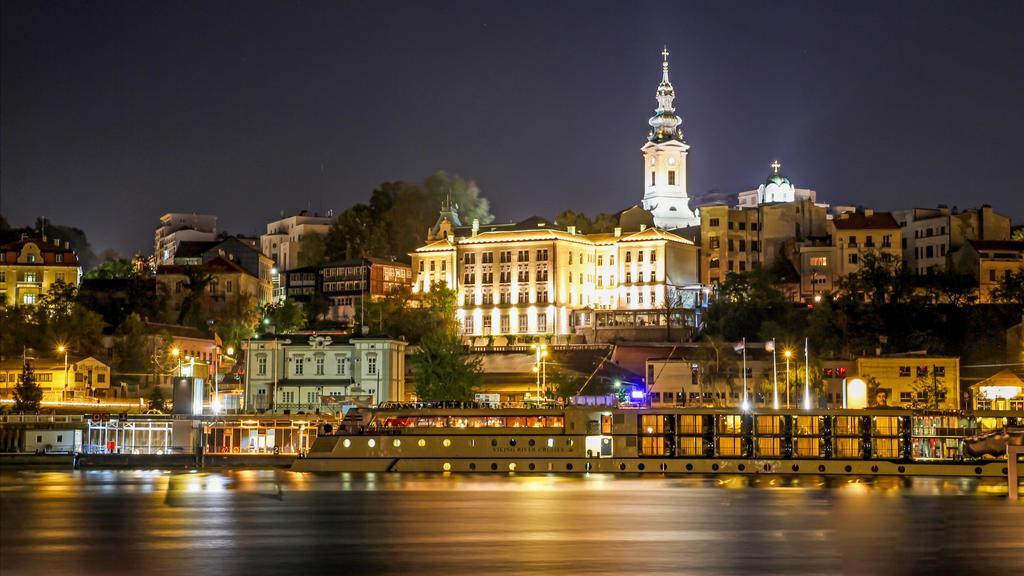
[625,251,632,263]
[709,236,720,250]
[709,218,720,227]
[257,355,267,375]
[933,366,946,377]
[482,292,493,305]
[336,355,347,376]
[709,258,720,269]
[294,357,304,375]
[810,257,827,267]
[517,250,529,262]
[537,314,547,333]
[848,254,858,265]
[316,356,325,376]
[463,316,474,334]
[482,252,494,264]
[651,171,656,186]
[518,313,528,332]
[536,267,548,282]
[537,289,549,304]
[625,272,632,283]
[367,354,378,375]
[482,316,492,333]
[650,251,657,263]
[899,366,910,377]
[500,314,510,334]
[464,253,475,265]
[536,249,549,261]
[668,170,676,185]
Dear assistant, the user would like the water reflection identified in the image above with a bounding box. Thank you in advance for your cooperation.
[1,471,1021,576]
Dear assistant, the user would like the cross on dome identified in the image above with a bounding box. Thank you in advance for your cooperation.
[771,160,781,174]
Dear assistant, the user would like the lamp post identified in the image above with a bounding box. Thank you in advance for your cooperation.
[57,345,68,402]
[784,349,792,408]
[530,343,548,400]
[171,347,181,376]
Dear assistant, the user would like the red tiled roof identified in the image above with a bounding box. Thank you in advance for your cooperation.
[0,237,79,266]
[831,212,899,230]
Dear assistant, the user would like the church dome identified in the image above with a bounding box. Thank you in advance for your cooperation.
[758,160,796,203]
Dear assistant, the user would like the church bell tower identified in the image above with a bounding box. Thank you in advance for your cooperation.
[641,48,699,229]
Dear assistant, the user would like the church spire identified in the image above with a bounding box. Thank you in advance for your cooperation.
[648,47,683,143]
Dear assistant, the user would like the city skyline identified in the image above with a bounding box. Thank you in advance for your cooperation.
[3,1,1023,257]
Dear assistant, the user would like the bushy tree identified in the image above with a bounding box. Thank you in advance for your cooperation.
[297,232,328,267]
[264,299,306,334]
[86,258,140,280]
[412,330,481,401]
[991,270,1024,306]
[14,359,43,413]
[148,386,167,412]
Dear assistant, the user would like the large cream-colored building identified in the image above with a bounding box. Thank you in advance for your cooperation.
[951,240,1024,302]
[855,355,960,410]
[260,211,333,272]
[0,355,112,401]
[829,209,902,278]
[412,215,700,339]
[0,236,82,307]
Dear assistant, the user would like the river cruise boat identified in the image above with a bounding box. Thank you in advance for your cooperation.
[291,404,1022,477]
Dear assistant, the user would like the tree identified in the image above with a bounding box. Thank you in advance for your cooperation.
[928,270,978,306]
[1012,229,1024,242]
[113,314,152,382]
[87,258,140,280]
[214,294,261,349]
[324,203,390,261]
[546,366,587,402]
[591,213,619,233]
[14,359,43,413]
[555,210,593,233]
[264,299,306,333]
[911,372,947,410]
[34,218,98,271]
[412,330,482,401]
[991,269,1024,306]
[297,232,328,267]
[176,267,213,325]
[424,171,493,226]
[147,385,167,412]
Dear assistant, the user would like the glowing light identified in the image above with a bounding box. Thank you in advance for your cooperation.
[225,347,235,356]
[171,347,180,358]
[417,439,426,447]
[847,378,868,409]
[741,400,751,411]
[981,386,1021,400]
[367,439,376,448]
[784,350,792,359]
[630,390,645,400]
[57,344,66,353]
[443,462,451,471]
[393,439,401,447]
[342,439,351,448]
[442,438,451,447]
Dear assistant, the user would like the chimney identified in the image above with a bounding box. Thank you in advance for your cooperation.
[567,225,576,236]
[614,227,622,238]
[472,219,479,237]
[863,209,874,217]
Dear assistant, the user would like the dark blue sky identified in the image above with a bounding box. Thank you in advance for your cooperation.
[3,0,1022,256]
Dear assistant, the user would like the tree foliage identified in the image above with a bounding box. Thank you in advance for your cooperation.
[410,282,481,401]
[86,258,140,280]
[14,359,43,413]
[324,171,494,263]
[412,330,481,401]
[554,210,619,234]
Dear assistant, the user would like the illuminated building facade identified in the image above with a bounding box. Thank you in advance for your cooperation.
[0,236,82,306]
[412,218,700,339]
[640,48,699,229]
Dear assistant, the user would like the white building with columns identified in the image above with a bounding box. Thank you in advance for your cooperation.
[641,48,700,230]
[243,334,407,412]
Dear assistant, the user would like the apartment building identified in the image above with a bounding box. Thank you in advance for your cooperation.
[0,236,81,306]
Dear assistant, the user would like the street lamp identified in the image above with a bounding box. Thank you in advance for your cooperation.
[784,349,792,408]
[530,343,548,400]
[57,344,68,402]
[171,347,181,377]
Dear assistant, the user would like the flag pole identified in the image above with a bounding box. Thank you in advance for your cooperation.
[741,337,748,410]
[772,338,779,409]
[803,337,811,410]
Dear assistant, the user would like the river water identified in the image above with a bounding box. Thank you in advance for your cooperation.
[1,470,1021,575]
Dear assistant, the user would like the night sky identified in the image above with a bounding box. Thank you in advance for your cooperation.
[3,1,1022,258]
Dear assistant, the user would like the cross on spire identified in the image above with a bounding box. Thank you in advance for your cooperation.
[771,160,781,174]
